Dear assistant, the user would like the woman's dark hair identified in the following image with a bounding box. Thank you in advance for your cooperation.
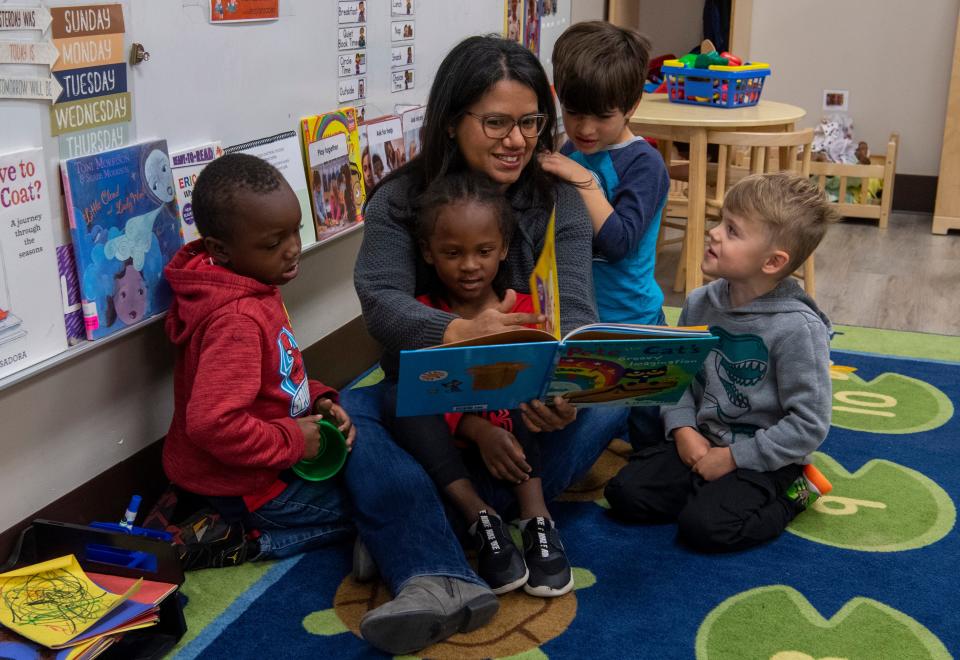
[415,171,516,300]
[367,34,557,209]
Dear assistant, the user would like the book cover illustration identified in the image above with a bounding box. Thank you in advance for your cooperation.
[0,148,68,379]
[399,104,425,162]
[56,244,86,345]
[61,141,184,341]
[300,108,365,244]
[224,131,317,247]
[170,142,223,243]
[528,208,560,339]
[363,114,405,188]
[397,325,717,416]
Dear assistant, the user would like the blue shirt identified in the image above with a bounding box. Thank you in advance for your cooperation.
[561,136,670,325]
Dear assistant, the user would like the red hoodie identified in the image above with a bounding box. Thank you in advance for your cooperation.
[162,241,337,509]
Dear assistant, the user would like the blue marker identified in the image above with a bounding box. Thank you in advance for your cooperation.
[119,494,141,530]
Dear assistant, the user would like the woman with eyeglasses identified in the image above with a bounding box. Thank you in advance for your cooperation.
[342,35,627,656]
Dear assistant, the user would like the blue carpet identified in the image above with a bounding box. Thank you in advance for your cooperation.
[173,349,959,659]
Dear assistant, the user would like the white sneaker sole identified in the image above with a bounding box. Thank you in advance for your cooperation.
[523,573,574,598]
[490,567,529,595]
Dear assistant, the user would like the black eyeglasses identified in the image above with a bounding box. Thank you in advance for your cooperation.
[465,112,548,139]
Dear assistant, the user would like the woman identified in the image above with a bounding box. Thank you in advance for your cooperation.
[342,35,627,655]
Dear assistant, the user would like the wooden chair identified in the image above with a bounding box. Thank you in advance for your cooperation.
[664,128,819,297]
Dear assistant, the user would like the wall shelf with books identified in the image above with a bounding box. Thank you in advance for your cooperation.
[0,224,363,395]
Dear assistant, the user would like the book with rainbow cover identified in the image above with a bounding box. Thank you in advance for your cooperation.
[300,108,366,245]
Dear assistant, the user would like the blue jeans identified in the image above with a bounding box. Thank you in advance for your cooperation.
[248,477,355,559]
[342,380,628,594]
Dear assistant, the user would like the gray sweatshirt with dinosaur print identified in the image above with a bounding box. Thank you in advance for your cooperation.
[661,278,833,472]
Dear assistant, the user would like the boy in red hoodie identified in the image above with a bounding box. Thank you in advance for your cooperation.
[163,153,355,568]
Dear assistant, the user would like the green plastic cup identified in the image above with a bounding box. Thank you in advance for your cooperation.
[292,419,348,481]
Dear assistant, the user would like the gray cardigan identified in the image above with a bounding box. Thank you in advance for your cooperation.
[354,173,597,376]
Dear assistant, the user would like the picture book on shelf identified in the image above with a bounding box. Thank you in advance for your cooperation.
[300,107,366,244]
[399,104,425,162]
[61,141,184,341]
[224,131,317,247]
[170,141,223,243]
[0,148,68,378]
[397,324,717,416]
[362,114,405,188]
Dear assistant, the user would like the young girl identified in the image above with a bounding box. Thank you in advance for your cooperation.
[383,171,573,598]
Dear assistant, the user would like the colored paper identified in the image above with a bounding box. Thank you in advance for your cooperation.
[0,40,59,66]
[50,5,124,39]
[0,6,52,32]
[51,33,125,72]
[54,63,127,104]
[0,555,140,648]
[49,91,131,136]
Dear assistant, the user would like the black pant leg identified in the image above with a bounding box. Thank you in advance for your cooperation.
[678,463,803,553]
[604,442,693,523]
[627,405,665,450]
[381,382,472,488]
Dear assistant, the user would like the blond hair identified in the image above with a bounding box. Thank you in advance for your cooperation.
[723,172,839,275]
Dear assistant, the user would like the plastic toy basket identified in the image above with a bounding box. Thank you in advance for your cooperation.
[662,61,771,109]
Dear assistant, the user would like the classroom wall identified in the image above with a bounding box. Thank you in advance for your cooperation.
[750,0,959,176]
[0,0,511,535]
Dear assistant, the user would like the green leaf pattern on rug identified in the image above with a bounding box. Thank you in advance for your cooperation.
[787,453,955,551]
[830,366,953,434]
[696,586,951,660]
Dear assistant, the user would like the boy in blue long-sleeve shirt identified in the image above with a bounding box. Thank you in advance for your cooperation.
[541,20,671,447]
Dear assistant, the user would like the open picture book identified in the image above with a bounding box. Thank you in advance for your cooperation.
[396,211,718,416]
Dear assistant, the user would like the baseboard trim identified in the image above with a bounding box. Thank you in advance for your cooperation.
[0,316,382,563]
[892,174,937,214]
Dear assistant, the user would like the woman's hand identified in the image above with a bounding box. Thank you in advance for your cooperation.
[442,289,544,344]
[519,396,577,433]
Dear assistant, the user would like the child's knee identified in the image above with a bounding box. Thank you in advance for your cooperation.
[603,462,657,521]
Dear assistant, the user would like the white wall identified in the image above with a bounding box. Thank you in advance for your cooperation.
[0,0,504,533]
[751,0,959,176]
[571,0,605,24]
[636,1,702,59]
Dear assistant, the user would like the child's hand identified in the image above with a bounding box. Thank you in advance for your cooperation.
[673,426,711,467]
[475,425,532,484]
[538,152,597,187]
[519,397,576,433]
[296,414,325,459]
[693,446,737,481]
[315,398,357,450]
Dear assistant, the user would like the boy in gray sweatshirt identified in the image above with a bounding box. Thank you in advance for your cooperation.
[605,172,839,552]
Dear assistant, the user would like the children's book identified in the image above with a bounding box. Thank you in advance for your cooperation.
[224,131,317,247]
[299,108,366,244]
[362,114,405,189]
[528,209,560,339]
[169,141,223,243]
[397,324,717,416]
[56,243,86,346]
[0,148,69,378]
[399,105,425,162]
[60,141,184,342]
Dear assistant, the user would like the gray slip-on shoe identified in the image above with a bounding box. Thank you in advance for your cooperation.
[359,576,499,655]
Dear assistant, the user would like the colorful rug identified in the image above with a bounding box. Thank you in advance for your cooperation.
[166,322,960,659]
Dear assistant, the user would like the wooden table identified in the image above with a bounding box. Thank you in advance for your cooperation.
[630,96,806,296]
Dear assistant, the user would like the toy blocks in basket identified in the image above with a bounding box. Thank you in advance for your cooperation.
[662,45,770,109]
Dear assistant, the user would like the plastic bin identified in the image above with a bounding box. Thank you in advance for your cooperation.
[662,61,771,109]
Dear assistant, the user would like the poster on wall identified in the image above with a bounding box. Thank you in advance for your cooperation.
[48,4,133,159]
[391,69,414,93]
[337,0,366,23]
[338,76,366,103]
[391,0,414,16]
[337,25,365,50]
[339,51,366,77]
[523,0,540,56]
[391,45,413,68]
[391,20,414,42]
[210,0,279,23]
[0,148,68,379]
[503,0,522,44]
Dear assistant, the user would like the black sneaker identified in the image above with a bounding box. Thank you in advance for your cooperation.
[177,523,260,570]
[521,517,573,597]
[471,510,528,595]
